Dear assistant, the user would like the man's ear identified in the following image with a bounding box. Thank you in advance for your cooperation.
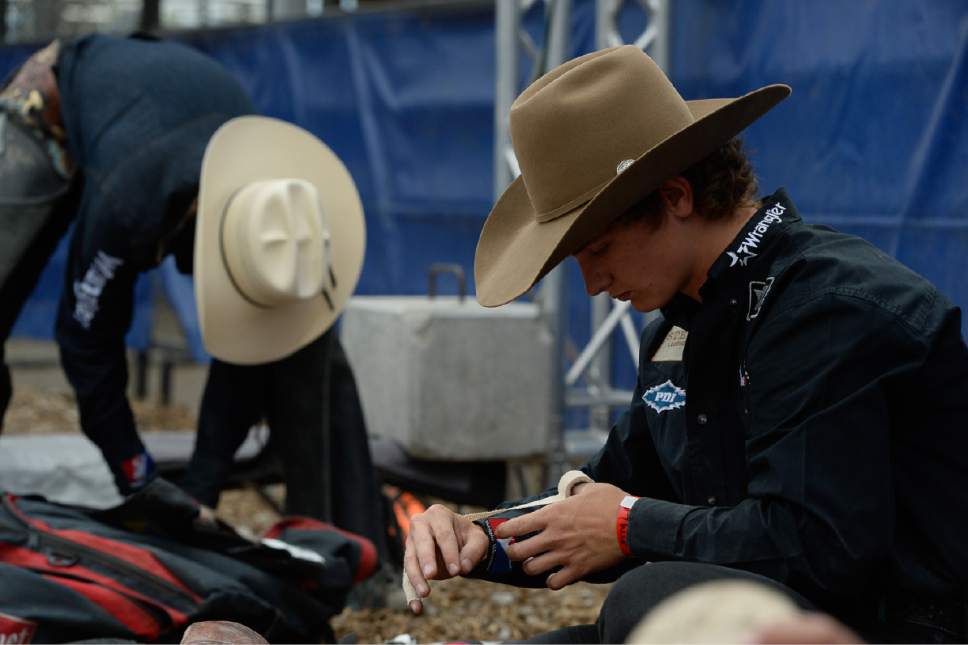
[658,176,694,220]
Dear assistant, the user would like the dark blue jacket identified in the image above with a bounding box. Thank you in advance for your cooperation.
[53,34,254,493]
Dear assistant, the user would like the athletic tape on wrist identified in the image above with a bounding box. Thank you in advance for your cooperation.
[403,470,594,604]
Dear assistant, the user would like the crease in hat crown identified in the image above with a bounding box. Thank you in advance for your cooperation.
[510,45,694,223]
[220,177,331,308]
[196,114,366,365]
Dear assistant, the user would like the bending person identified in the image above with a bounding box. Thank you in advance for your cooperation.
[0,36,387,562]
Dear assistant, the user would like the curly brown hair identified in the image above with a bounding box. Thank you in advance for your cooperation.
[618,138,759,227]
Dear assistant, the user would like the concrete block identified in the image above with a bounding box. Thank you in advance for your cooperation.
[340,296,552,460]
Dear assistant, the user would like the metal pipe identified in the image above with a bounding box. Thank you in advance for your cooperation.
[494,0,519,196]
[566,300,629,386]
[539,0,572,486]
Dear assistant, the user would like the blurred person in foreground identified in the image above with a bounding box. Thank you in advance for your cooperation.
[404,45,968,643]
[623,578,865,644]
[0,35,388,564]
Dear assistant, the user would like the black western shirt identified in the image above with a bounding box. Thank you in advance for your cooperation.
[584,189,968,615]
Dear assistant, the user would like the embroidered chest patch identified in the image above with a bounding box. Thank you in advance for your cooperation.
[642,379,687,413]
[747,276,775,321]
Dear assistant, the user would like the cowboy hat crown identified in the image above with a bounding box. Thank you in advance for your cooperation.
[196,116,365,364]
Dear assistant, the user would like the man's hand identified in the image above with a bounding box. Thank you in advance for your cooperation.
[494,482,628,589]
[403,504,489,614]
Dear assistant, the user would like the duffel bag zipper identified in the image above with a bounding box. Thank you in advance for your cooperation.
[2,495,200,616]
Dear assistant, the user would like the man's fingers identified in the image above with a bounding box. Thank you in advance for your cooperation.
[408,504,467,582]
[505,528,552,562]
[495,505,548,539]
[431,515,463,577]
[457,520,489,574]
[402,534,430,598]
[546,565,579,590]
[520,550,559,577]
[413,532,438,580]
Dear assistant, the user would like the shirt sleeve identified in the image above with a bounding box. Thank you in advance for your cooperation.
[627,290,926,599]
[55,236,152,495]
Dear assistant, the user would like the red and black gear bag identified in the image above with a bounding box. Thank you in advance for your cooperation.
[0,484,378,643]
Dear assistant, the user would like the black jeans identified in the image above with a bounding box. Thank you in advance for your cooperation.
[180,329,389,560]
[0,111,76,428]
[523,562,814,644]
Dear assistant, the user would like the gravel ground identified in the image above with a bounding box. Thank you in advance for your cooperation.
[332,578,609,644]
[3,386,611,643]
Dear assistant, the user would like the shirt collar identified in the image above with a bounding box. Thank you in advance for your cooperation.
[704,188,798,289]
[660,188,799,329]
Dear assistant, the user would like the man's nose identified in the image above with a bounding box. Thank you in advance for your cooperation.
[575,255,608,296]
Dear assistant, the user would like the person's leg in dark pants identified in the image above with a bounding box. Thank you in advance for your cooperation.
[325,333,391,561]
[265,330,333,520]
[267,328,390,561]
[595,562,814,643]
[181,358,267,506]
[521,562,812,644]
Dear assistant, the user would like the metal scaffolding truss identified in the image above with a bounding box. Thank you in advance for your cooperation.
[596,0,668,58]
[493,0,669,481]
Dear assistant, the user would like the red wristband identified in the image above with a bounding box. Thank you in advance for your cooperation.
[616,495,639,557]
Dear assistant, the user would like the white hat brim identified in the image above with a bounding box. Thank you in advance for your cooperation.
[195,115,365,364]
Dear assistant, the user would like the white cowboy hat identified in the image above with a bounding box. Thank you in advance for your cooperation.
[195,115,365,364]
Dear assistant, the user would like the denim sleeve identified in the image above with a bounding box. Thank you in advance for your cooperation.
[627,293,919,598]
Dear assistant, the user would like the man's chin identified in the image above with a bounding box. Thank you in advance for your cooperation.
[630,295,662,313]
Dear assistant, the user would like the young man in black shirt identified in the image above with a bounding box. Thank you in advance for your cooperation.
[405,45,968,643]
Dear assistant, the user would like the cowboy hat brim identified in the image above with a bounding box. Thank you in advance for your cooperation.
[475,84,790,307]
[195,115,365,364]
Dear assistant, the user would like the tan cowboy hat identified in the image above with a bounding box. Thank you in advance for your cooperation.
[475,45,791,307]
[195,115,365,364]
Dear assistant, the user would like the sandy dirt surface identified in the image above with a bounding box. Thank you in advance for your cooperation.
[331,577,609,643]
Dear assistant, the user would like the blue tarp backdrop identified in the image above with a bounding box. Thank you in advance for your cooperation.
[7,1,968,381]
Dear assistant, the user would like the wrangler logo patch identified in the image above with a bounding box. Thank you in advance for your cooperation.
[642,379,686,413]
[727,202,786,268]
